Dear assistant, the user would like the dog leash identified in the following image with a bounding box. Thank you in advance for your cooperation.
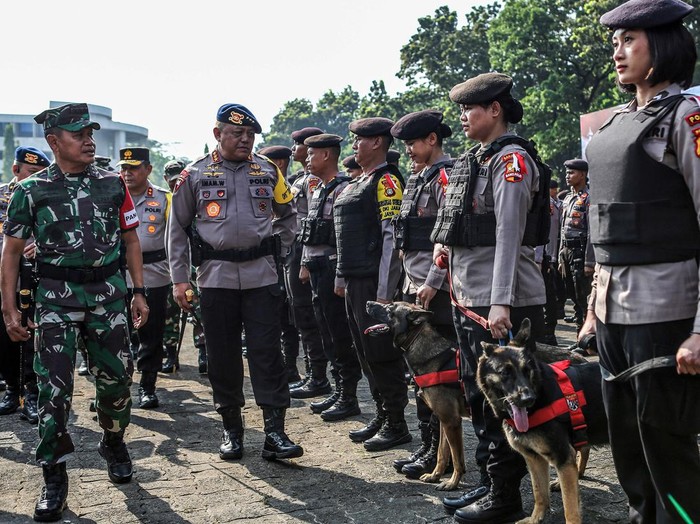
[601,355,676,382]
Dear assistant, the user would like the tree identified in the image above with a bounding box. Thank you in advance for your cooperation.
[3,124,16,183]
[261,98,316,147]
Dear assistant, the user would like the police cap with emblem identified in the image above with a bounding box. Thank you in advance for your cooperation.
[34,103,101,133]
[449,73,523,124]
[258,145,293,159]
[163,159,186,181]
[217,103,262,133]
[14,146,50,167]
[117,147,150,167]
[564,158,589,172]
[391,110,453,140]
[342,155,360,170]
[349,117,394,138]
[303,134,343,148]
[600,0,693,28]
[291,127,324,144]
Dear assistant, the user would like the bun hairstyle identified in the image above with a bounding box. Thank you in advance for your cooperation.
[495,93,524,124]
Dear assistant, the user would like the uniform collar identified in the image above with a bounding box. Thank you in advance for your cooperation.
[49,162,100,181]
[618,83,683,113]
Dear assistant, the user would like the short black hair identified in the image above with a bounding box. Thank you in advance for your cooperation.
[618,22,697,93]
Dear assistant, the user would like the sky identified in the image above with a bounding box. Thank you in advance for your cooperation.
[2,0,491,160]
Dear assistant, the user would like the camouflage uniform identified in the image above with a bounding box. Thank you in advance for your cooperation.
[3,163,137,464]
[162,288,180,350]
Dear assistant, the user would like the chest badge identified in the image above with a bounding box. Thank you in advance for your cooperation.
[206,201,221,218]
[147,225,157,234]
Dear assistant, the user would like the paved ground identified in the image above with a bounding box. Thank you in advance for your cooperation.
[0,318,632,524]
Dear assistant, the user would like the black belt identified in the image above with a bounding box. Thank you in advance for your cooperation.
[142,248,167,265]
[37,260,120,284]
[304,254,337,272]
[201,236,278,263]
[562,238,587,248]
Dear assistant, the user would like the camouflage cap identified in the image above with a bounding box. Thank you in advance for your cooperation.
[163,159,186,181]
[94,155,115,171]
[34,103,101,132]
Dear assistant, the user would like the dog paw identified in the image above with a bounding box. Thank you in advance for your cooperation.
[419,473,439,483]
[435,481,460,491]
[516,515,545,524]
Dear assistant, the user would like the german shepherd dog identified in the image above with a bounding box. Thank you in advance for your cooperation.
[477,319,608,524]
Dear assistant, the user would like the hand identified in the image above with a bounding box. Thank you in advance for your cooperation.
[584,266,594,277]
[299,265,310,284]
[433,244,449,267]
[334,286,345,298]
[416,285,437,309]
[131,294,149,329]
[488,305,511,340]
[22,244,36,259]
[3,308,34,342]
[173,282,194,312]
[677,334,700,375]
[578,310,597,345]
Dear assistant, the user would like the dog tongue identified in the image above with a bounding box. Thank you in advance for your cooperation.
[364,324,391,336]
[509,402,529,432]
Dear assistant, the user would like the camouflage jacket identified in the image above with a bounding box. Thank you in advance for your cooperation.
[3,163,139,307]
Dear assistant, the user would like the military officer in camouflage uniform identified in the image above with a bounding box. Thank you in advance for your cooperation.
[168,103,303,462]
[0,146,50,424]
[0,103,149,522]
[118,147,171,409]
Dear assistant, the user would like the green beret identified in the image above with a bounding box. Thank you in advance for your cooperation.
[349,117,394,137]
[291,127,324,144]
[564,159,588,171]
[600,0,693,28]
[342,155,360,170]
[304,133,343,148]
[391,110,452,140]
[449,73,514,105]
[258,145,292,159]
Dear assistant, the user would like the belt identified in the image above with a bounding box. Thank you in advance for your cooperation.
[142,248,167,265]
[37,259,120,284]
[562,238,587,248]
[201,236,278,263]
[304,254,337,272]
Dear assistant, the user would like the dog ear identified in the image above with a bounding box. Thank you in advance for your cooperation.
[407,310,434,325]
[511,318,531,348]
[481,341,497,356]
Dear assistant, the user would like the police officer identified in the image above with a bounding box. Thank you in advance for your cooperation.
[334,117,411,451]
[287,128,332,398]
[581,1,700,520]
[0,146,50,424]
[559,158,594,333]
[432,74,547,523]
[298,133,363,421]
[118,147,171,409]
[390,110,456,478]
[258,145,292,176]
[1,103,149,522]
[537,178,564,345]
[168,103,303,462]
[342,154,363,180]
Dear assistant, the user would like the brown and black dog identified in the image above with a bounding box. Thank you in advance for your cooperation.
[477,319,608,524]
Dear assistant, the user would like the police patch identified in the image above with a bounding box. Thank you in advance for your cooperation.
[694,128,700,157]
[686,112,700,127]
[250,163,262,170]
[123,209,138,228]
[258,201,268,213]
[147,225,156,233]
[565,394,580,411]
[174,170,189,193]
[147,200,160,207]
[203,191,210,198]
[149,214,156,221]
[217,190,225,198]
[308,177,320,193]
[254,187,272,197]
[206,201,221,218]
[502,152,527,183]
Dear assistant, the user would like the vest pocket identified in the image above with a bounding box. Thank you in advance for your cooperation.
[591,202,640,243]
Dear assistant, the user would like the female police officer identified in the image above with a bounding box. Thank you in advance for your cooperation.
[581,0,700,521]
[432,73,547,523]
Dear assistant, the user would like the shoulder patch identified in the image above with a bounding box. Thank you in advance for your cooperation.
[502,152,527,183]
[174,169,190,193]
[273,169,293,204]
[686,112,700,127]
[377,173,402,220]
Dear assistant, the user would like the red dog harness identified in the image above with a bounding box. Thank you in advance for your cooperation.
[505,360,590,448]
[413,350,461,389]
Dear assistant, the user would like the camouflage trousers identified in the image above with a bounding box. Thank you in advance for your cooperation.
[162,283,206,350]
[34,298,133,465]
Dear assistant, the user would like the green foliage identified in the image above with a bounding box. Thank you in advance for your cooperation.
[3,124,16,182]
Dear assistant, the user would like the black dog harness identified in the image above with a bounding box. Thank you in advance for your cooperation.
[505,360,590,448]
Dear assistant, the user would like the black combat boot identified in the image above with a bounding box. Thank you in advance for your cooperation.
[33,462,68,522]
[219,407,244,460]
[284,353,302,384]
[289,356,311,390]
[138,371,159,409]
[402,420,440,478]
[161,345,179,373]
[98,429,133,483]
[289,363,332,399]
[453,478,525,524]
[363,412,412,451]
[394,421,431,473]
[197,345,207,374]
[320,382,361,421]
[443,472,491,515]
[349,400,385,442]
[310,376,341,414]
[20,386,39,424]
[0,386,20,415]
[261,408,304,460]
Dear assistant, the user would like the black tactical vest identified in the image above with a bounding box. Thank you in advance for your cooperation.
[431,136,551,247]
[393,160,452,251]
[334,164,403,278]
[587,95,700,265]
[299,175,350,246]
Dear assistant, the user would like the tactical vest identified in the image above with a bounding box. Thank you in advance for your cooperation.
[394,160,452,251]
[431,136,551,247]
[299,175,349,246]
[587,95,700,265]
[334,164,404,278]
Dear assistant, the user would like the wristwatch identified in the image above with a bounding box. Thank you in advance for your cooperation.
[132,287,148,297]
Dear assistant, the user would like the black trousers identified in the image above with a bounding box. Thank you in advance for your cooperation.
[307,256,362,389]
[129,285,169,374]
[560,246,591,327]
[199,286,289,411]
[453,304,544,482]
[0,291,35,390]
[540,256,560,336]
[597,319,700,523]
[345,275,408,415]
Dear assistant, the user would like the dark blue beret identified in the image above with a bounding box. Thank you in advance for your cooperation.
[304,133,343,148]
[15,146,50,167]
[291,127,324,143]
[449,73,513,105]
[342,155,360,170]
[600,0,693,28]
[217,103,262,133]
[349,117,394,137]
[258,145,293,159]
[564,159,588,171]
[391,110,452,140]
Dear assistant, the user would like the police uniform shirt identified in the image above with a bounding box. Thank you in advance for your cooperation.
[401,154,450,294]
[450,135,546,307]
[590,84,700,331]
[168,149,296,290]
[561,187,594,267]
[291,172,321,230]
[126,181,171,288]
[373,164,403,301]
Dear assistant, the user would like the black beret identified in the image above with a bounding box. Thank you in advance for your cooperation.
[258,145,292,159]
[349,117,394,137]
[600,0,693,28]
[391,110,453,140]
[291,127,324,144]
[564,158,588,171]
[387,150,401,164]
[117,147,150,166]
[34,102,100,132]
[549,179,559,189]
[216,103,262,133]
[304,133,343,148]
[342,155,360,170]
[15,146,50,167]
[449,73,513,105]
